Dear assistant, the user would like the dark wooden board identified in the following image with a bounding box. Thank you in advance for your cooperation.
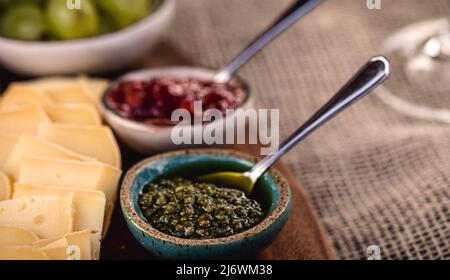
[101,142,335,260]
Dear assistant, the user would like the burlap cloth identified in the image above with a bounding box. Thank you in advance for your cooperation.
[164,0,450,260]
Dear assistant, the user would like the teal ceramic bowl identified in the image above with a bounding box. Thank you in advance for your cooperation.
[120,149,292,259]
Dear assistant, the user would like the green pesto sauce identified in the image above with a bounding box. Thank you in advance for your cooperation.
[138,178,264,239]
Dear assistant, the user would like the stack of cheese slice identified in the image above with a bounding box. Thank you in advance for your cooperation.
[0,77,121,260]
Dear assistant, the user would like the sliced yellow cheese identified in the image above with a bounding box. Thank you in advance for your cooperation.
[3,134,93,180]
[22,77,71,89]
[39,238,84,260]
[0,195,74,239]
[0,172,12,201]
[23,76,107,95]
[18,157,121,203]
[34,230,92,260]
[0,246,50,260]
[43,104,101,125]
[21,77,92,104]
[0,84,54,110]
[40,237,68,249]
[14,183,105,236]
[37,124,121,168]
[46,83,94,105]
[22,77,82,92]
[0,132,18,169]
[18,156,121,232]
[40,239,73,260]
[14,183,105,258]
[79,76,109,107]
[0,132,19,164]
[0,226,39,246]
[0,105,50,135]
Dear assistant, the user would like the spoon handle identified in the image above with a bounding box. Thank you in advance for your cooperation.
[248,56,391,181]
[215,0,323,82]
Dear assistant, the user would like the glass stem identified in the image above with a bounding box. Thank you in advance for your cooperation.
[447,0,450,33]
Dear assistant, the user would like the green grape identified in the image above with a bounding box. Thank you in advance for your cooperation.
[1,0,43,8]
[0,3,46,40]
[96,0,152,28]
[0,0,11,7]
[98,16,117,35]
[97,10,118,35]
[46,0,100,40]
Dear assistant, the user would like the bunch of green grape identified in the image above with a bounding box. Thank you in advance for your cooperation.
[0,0,153,41]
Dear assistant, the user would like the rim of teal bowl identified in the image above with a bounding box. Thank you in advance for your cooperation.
[120,148,291,246]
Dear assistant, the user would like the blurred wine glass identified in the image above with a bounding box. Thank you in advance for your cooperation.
[378,1,450,123]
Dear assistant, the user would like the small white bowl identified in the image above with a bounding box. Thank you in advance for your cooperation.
[100,67,253,155]
[0,0,175,76]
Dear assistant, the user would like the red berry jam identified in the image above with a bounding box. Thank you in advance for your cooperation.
[106,77,246,125]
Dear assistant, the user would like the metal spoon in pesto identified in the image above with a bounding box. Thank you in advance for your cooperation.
[199,56,391,195]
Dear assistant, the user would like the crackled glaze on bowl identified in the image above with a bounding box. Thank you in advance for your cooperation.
[121,149,291,259]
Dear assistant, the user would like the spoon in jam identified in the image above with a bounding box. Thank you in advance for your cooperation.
[214,0,324,82]
[199,56,391,195]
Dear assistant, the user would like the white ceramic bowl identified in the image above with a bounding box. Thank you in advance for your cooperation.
[100,67,253,155]
[0,0,175,76]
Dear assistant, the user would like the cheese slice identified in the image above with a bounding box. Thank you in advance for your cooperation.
[40,239,73,260]
[14,183,106,236]
[79,76,109,107]
[22,77,71,89]
[0,226,39,246]
[37,124,121,168]
[18,156,121,233]
[0,84,54,110]
[20,76,108,101]
[22,77,82,92]
[3,134,93,180]
[0,105,50,135]
[18,157,121,204]
[39,238,85,260]
[0,246,50,260]
[0,172,12,201]
[14,183,105,258]
[43,104,101,125]
[0,132,18,169]
[21,77,93,104]
[0,195,74,239]
[34,230,92,260]
[46,83,94,105]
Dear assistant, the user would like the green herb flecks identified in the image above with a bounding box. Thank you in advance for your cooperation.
[138,178,264,239]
